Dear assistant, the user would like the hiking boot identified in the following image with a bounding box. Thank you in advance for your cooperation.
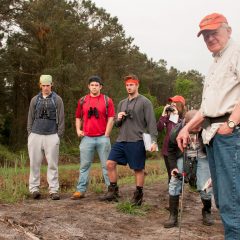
[71,191,85,200]
[202,209,214,226]
[164,195,179,228]
[32,191,41,200]
[131,189,143,206]
[50,192,60,200]
[201,199,214,226]
[99,185,119,202]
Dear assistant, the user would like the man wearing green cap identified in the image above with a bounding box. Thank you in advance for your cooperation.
[27,74,65,200]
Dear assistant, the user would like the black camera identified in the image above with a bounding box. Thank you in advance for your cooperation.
[122,109,133,121]
[121,110,133,123]
[88,107,99,119]
[125,110,133,119]
[165,106,175,112]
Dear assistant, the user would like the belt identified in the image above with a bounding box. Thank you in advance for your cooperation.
[202,113,230,129]
[207,113,230,124]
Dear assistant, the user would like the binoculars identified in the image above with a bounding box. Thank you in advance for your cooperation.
[166,106,175,112]
[88,107,99,119]
[122,109,133,122]
[39,107,50,119]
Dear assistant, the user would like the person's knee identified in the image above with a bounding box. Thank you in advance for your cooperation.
[107,160,116,171]
[134,169,144,174]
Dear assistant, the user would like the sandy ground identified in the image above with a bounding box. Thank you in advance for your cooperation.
[0,182,224,240]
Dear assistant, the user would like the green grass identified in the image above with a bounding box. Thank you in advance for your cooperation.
[116,201,151,216]
[0,158,166,203]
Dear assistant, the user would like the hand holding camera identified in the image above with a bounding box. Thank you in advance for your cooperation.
[118,111,127,121]
[118,110,133,121]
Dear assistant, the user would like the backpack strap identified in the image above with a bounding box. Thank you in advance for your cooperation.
[51,92,58,125]
[79,95,87,119]
[34,92,42,111]
[104,95,109,118]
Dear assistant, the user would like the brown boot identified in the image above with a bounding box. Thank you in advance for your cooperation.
[99,185,119,202]
[131,189,143,206]
[201,199,214,226]
[164,195,179,228]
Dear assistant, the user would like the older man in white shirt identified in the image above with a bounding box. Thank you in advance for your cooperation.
[177,13,240,240]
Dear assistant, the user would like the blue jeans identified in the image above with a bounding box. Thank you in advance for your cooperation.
[76,136,111,192]
[169,156,212,200]
[206,127,240,240]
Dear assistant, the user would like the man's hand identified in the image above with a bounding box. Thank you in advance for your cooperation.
[217,122,233,135]
[171,168,179,176]
[150,142,158,152]
[76,129,84,137]
[176,126,189,152]
[118,111,127,121]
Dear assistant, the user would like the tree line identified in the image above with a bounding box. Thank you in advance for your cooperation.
[0,0,204,151]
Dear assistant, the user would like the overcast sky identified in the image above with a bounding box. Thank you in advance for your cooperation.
[93,0,240,75]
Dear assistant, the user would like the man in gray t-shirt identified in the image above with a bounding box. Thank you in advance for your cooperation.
[100,74,158,205]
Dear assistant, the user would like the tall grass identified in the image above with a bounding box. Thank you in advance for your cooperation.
[0,157,166,203]
[0,152,29,203]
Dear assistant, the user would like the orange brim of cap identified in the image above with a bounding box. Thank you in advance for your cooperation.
[125,79,139,84]
[197,22,222,37]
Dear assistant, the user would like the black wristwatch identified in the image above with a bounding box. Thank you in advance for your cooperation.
[227,119,237,129]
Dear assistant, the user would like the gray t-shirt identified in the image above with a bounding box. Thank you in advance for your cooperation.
[115,94,158,143]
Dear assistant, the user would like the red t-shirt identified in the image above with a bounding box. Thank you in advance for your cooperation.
[75,94,115,136]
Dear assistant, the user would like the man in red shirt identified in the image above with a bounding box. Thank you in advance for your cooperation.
[71,76,115,199]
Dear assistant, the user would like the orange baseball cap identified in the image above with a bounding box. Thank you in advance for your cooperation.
[168,95,185,105]
[197,13,228,37]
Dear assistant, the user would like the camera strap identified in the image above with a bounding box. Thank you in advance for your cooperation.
[126,95,138,112]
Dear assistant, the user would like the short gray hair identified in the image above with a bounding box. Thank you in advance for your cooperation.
[221,22,231,29]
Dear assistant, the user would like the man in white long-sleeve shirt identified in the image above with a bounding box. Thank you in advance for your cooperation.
[177,13,240,240]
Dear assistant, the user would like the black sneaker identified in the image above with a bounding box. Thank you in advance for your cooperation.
[32,191,41,200]
[50,192,60,200]
[131,190,143,206]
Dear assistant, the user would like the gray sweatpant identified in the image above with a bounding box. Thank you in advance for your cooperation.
[28,133,60,193]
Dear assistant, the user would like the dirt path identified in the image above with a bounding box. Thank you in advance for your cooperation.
[0,182,224,240]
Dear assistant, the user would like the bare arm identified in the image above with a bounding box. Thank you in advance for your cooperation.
[105,117,114,137]
[76,118,84,137]
[176,110,204,151]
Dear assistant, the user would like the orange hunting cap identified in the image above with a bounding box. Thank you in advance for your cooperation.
[197,13,228,37]
[168,95,185,105]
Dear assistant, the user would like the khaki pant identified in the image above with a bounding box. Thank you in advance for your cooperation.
[28,133,60,193]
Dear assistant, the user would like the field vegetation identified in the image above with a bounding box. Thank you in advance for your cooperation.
[0,155,166,204]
